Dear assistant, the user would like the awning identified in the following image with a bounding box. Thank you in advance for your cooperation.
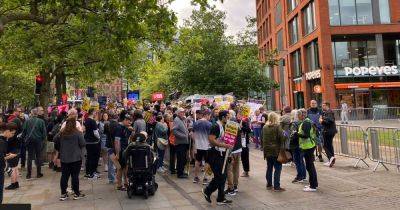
[335,82,400,89]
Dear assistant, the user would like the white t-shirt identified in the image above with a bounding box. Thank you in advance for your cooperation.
[193,119,212,150]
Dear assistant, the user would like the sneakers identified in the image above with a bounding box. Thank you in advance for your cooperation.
[303,186,317,192]
[202,189,211,203]
[26,174,32,180]
[5,167,12,177]
[177,173,188,179]
[5,182,19,190]
[266,185,273,190]
[59,194,68,201]
[292,178,301,183]
[216,199,233,205]
[193,177,200,183]
[329,157,336,167]
[73,193,86,200]
[233,186,238,193]
[37,173,44,178]
[225,188,236,196]
[157,168,166,174]
[323,162,331,167]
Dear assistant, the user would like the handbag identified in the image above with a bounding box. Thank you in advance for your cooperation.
[277,149,292,164]
[156,138,168,150]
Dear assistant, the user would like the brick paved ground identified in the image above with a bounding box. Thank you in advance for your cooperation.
[3,148,400,210]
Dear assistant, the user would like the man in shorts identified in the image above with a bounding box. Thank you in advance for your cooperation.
[114,114,132,191]
[192,110,212,184]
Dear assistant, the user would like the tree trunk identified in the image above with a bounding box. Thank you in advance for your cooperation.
[55,71,67,104]
[39,72,52,107]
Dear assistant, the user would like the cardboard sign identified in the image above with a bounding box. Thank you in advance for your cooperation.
[223,121,240,146]
[152,92,164,101]
[144,111,155,123]
[218,101,230,111]
[239,105,251,118]
[214,95,223,103]
[82,98,90,111]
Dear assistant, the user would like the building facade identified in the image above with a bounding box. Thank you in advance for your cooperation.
[256,0,400,109]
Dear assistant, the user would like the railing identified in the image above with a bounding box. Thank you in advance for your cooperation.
[332,107,400,121]
[333,124,400,172]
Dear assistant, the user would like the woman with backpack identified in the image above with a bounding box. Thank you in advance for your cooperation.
[54,117,86,201]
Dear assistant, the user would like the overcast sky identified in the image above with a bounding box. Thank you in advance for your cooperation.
[169,0,256,36]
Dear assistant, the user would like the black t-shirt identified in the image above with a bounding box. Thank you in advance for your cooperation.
[84,118,98,143]
[115,124,131,151]
[209,123,221,139]
[105,120,119,149]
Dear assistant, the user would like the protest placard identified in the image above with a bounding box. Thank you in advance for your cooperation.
[223,120,240,146]
[239,104,251,118]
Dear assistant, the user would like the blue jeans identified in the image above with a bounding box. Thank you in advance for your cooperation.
[107,149,116,183]
[157,148,165,169]
[253,127,262,148]
[292,148,306,180]
[266,156,282,189]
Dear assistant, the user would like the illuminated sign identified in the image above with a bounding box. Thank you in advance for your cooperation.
[344,66,398,76]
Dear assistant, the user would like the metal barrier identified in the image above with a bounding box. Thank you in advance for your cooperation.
[333,125,369,168]
[366,127,400,172]
[333,107,400,121]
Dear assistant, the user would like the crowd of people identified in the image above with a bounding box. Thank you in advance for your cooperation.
[0,98,337,205]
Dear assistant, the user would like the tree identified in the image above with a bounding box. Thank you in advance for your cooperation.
[167,8,278,98]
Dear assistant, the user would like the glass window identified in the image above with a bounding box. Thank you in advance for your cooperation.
[303,1,316,35]
[332,41,351,76]
[289,16,298,45]
[291,50,302,78]
[275,1,282,25]
[379,0,391,24]
[350,41,368,67]
[287,0,298,13]
[277,30,283,51]
[305,40,320,72]
[329,0,340,25]
[356,0,373,25]
[367,40,377,66]
[339,0,356,25]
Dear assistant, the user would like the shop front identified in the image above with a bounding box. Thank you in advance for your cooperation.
[332,34,400,109]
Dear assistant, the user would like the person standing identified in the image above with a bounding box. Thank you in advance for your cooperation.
[307,100,324,162]
[321,102,337,167]
[280,106,292,150]
[22,108,46,180]
[297,109,318,192]
[240,113,252,177]
[153,114,168,173]
[0,123,18,203]
[202,110,233,205]
[289,110,306,183]
[251,110,262,149]
[192,110,212,184]
[99,112,110,173]
[173,108,189,179]
[166,114,177,174]
[54,118,86,201]
[262,112,285,192]
[132,110,147,135]
[340,100,349,124]
[104,112,119,184]
[114,114,132,190]
[84,108,101,179]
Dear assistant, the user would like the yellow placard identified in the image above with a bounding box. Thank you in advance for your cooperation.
[239,105,251,118]
[82,98,90,111]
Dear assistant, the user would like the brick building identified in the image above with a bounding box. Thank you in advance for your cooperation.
[256,0,400,110]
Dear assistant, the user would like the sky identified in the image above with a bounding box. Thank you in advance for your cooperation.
[169,0,256,36]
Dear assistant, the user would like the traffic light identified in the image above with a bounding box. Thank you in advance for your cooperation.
[35,75,44,95]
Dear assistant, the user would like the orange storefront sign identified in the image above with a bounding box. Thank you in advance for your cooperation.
[335,82,400,89]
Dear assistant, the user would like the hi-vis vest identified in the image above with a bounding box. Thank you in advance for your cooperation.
[298,118,317,150]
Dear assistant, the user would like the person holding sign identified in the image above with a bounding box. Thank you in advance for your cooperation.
[202,110,233,206]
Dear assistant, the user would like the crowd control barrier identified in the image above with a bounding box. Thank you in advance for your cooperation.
[332,107,400,121]
[366,127,400,172]
[333,125,400,172]
[333,125,369,168]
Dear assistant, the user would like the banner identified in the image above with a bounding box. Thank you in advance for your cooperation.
[223,121,239,146]
[144,111,155,124]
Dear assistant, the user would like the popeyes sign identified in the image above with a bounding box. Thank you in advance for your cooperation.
[345,66,398,76]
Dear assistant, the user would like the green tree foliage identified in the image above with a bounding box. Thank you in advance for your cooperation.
[166,8,278,98]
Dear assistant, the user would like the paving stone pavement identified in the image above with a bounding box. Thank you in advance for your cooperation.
[3,148,400,210]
